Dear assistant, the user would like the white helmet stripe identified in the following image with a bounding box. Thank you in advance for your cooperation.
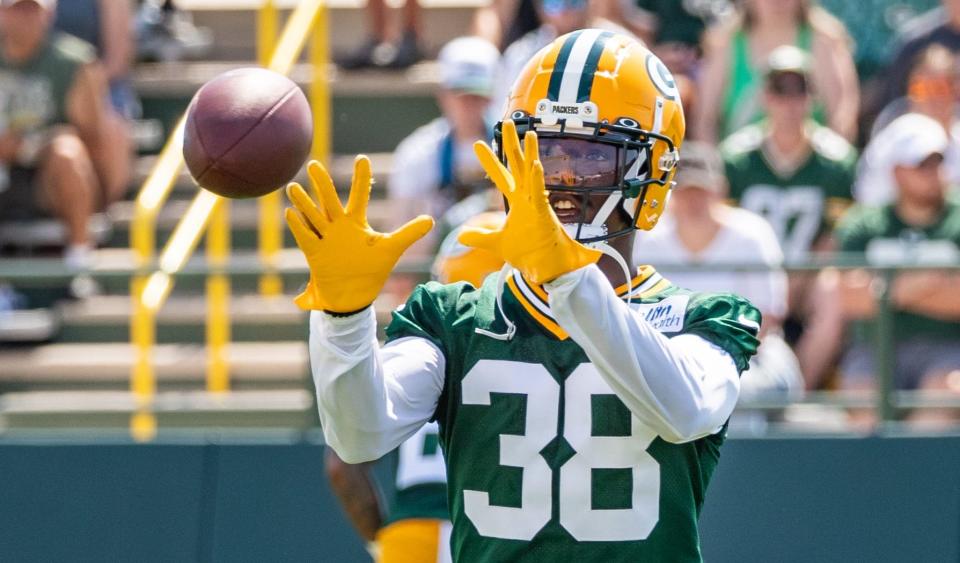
[590,192,623,230]
[556,29,606,103]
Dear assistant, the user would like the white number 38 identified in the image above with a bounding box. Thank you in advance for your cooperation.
[461,359,660,542]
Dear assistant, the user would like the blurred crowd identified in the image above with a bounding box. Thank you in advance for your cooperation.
[0,0,957,427]
[388,0,960,428]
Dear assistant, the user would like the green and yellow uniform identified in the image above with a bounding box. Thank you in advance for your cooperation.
[385,268,759,562]
[722,122,857,261]
[377,422,451,563]
[836,202,960,344]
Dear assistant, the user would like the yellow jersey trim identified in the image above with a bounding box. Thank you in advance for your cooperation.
[506,265,672,340]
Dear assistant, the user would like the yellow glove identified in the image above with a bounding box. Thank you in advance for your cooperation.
[285,156,434,313]
[458,120,601,285]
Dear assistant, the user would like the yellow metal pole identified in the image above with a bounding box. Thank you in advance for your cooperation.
[310,3,330,164]
[257,0,278,68]
[258,0,283,296]
[206,197,231,393]
[131,275,157,443]
[129,118,185,443]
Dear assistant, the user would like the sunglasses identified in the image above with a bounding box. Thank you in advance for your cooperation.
[767,73,810,97]
[909,76,957,101]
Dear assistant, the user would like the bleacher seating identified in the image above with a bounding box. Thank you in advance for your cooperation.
[0,1,445,431]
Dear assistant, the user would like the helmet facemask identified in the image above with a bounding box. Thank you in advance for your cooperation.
[495,114,678,247]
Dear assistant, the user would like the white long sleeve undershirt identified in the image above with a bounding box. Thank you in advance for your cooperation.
[310,266,741,462]
[545,264,741,444]
[309,308,445,463]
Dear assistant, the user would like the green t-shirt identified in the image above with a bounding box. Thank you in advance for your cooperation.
[633,0,711,46]
[722,122,857,261]
[385,269,760,562]
[381,422,450,524]
[0,31,94,132]
[836,202,960,343]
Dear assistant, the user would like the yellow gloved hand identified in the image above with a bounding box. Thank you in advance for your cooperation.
[458,120,601,285]
[285,156,434,313]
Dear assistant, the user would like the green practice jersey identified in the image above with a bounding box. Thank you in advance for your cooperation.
[382,422,450,524]
[722,122,857,261]
[385,267,760,562]
[837,201,960,343]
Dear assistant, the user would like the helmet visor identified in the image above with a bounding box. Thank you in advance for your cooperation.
[537,137,639,189]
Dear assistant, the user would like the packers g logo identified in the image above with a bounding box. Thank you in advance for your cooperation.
[645,54,679,101]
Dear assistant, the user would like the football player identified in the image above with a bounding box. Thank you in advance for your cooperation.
[325,214,505,563]
[287,30,760,561]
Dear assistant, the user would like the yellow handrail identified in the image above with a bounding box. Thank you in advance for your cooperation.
[310,3,330,163]
[206,198,231,393]
[258,0,283,296]
[129,0,328,440]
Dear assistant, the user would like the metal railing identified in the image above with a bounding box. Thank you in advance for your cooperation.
[127,0,329,441]
[2,256,958,434]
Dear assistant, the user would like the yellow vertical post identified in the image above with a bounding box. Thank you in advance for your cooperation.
[310,3,330,164]
[130,210,157,442]
[206,197,231,393]
[257,0,278,67]
[130,275,158,442]
[258,0,283,296]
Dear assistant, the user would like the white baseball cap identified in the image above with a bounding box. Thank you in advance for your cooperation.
[437,37,500,98]
[673,141,727,193]
[880,112,949,168]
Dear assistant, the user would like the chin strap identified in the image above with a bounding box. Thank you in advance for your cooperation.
[589,240,635,306]
[474,263,517,341]
[473,239,632,342]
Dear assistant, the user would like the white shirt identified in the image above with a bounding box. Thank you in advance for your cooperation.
[310,264,741,464]
[634,206,787,319]
[855,115,960,206]
[388,117,484,219]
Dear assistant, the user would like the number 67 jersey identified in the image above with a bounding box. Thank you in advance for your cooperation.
[385,266,760,562]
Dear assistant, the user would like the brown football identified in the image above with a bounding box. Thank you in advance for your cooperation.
[182,67,313,198]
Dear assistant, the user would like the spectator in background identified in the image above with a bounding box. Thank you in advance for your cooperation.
[695,0,859,143]
[335,0,423,69]
[0,0,123,269]
[135,0,212,63]
[388,37,500,243]
[492,0,634,111]
[875,0,960,117]
[635,141,801,401]
[721,46,856,390]
[618,0,732,75]
[857,113,960,208]
[53,0,134,202]
[472,0,540,51]
[837,119,960,428]
[858,47,960,206]
[605,0,729,139]
[55,1,137,116]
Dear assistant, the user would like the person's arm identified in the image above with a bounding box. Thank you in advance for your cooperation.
[98,0,134,81]
[324,448,383,542]
[66,62,108,148]
[310,308,445,463]
[891,271,960,320]
[692,22,732,142]
[545,265,747,443]
[811,31,859,142]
